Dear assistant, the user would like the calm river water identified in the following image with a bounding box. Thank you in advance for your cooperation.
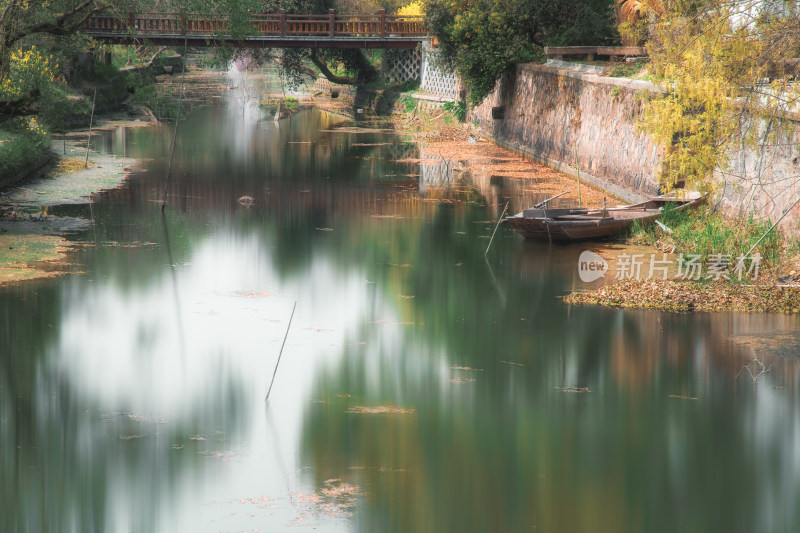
[2,92,800,532]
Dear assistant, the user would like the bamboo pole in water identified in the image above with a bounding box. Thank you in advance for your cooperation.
[485,201,509,256]
[265,302,297,401]
[161,37,188,211]
[84,87,97,168]
[574,146,581,208]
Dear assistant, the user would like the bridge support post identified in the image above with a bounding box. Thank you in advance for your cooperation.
[328,9,335,37]
[279,9,286,37]
[127,9,134,31]
[379,9,386,38]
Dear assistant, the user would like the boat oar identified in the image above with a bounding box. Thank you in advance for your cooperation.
[534,191,568,209]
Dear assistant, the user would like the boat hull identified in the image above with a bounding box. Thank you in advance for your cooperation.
[503,194,705,242]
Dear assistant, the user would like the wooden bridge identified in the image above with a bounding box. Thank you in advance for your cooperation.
[84,10,426,49]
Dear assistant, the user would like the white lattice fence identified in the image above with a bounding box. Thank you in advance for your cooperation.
[383,48,422,84]
[421,43,458,100]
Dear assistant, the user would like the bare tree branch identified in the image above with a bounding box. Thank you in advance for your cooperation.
[7,0,111,46]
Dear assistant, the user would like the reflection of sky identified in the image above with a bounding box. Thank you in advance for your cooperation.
[46,227,407,532]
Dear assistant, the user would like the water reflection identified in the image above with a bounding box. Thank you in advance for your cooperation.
[2,87,800,532]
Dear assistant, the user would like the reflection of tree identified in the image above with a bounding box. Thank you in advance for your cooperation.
[293,224,800,531]
[299,331,780,532]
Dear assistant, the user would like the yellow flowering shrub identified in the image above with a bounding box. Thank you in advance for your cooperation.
[397,1,423,17]
[0,46,63,102]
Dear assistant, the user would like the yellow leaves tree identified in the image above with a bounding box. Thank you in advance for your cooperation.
[639,0,800,193]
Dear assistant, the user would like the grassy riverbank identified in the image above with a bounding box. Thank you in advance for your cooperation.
[563,202,800,313]
[627,202,793,275]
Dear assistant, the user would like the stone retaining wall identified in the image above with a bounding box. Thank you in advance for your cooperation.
[472,64,661,203]
[472,63,800,224]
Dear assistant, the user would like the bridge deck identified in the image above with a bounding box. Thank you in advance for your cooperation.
[85,11,426,49]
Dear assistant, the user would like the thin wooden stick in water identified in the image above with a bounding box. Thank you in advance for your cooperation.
[266,301,297,401]
[485,201,509,256]
[161,37,188,211]
[575,146,581,208]
[733,193,800,273]
[84,87,97,168]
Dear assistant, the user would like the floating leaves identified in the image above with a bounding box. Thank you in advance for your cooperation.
[234,289,272,298]
[563,279,800,313]
[555,387,591,393]
[346,405,415,415]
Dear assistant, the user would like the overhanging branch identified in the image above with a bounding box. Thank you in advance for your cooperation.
[309,49,357,86]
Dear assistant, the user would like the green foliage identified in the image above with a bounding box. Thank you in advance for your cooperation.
[442,99,465,121]
[0,118,50,179]
[628,203,785,270]
[38,83,90,131]
[425,0,618,104]
[393,78,419,92]
[400,93,417,112]
[605,60,648,79]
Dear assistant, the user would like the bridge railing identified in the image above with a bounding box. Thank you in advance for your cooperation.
[84,10,426,39]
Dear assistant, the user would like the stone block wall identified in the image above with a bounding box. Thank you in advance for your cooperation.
[472,63,800,224]
[472,64,661,202]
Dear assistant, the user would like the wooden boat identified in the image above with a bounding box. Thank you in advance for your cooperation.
[502,192,705,242]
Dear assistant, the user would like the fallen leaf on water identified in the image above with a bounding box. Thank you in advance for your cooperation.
[234,290,271,298]
[373,319,414,325]
[315,227,334,231]
[668,394,698,400]
[346,405,415,414]
[556,386,591,393]
[501,360,526,367]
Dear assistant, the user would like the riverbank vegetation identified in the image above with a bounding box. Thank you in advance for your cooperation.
[424,0,619,103]
[563,280,800,313]
[627,203,791,273]
[630,0,800,193]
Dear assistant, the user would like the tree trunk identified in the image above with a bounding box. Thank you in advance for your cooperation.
[309,49,357,85]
